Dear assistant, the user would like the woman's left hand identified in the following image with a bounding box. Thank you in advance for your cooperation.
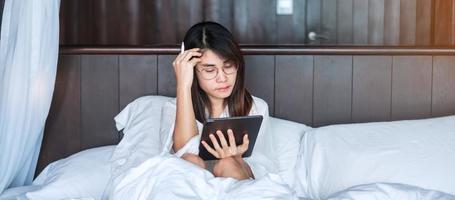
[201,129,249,159]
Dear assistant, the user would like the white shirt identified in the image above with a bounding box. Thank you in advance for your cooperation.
[159,96,277,178]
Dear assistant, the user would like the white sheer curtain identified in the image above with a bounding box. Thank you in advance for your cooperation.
[0,0,60,193]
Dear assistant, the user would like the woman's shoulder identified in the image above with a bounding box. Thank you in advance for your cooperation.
[250,96,269,115]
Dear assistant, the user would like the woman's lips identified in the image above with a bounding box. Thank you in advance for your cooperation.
[215,85,230,92]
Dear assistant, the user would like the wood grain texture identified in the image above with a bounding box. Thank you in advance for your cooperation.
[416,0,432,45]
[37,55,81,175]
[353,0,369,45]
[204,0,234,31]
[368,0,385,45]
[157,55,177,97]
[244,55,275,115]
[313,56,352,127]
[432,56,455,117]
[321,0,337,44]
[400,0,417,45]
[434,0,454,45]
[391,56,432,120]
[119,55,158,110]
[306,0,322,44]
[337,0,354,44]
[277,0,306,44]
[80,55,119,149]
[352,56,392,122]
[275,55,313,125]
[384,0,401,45]
[232,0,276,44]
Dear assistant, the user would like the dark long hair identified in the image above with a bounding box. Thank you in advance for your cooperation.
[183,21,253,123]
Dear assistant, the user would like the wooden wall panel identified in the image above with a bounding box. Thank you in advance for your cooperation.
[80,55,119,149]
[400,0,417,45]
[244,55,275,115]
[306,0,322,44]
[204,0,234,31]
[232,0,277,44]
[352,56,392,122]
[313,56,352,127]
[119,55,158,110]
[391,56,432,120]
[416,0,432,45]
[59,0,455,46]
[37,55,81,174]
[432,56,455,117]
[152,0,204,44]
[62,0,94,45]
[174,0,204,42]
[353,0,369,45]
[384,0,401,45]
[157,55,177,97]
[368,0,385,45]
[434,0,455,45]
[337,0,354,44]
[321,0,337,44]
[275,56,313,125]
[276,0,306,44]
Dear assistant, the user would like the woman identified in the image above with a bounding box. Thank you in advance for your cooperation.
[160,21,275,180]
[107,22,295,200]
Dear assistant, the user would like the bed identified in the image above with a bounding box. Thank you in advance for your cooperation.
[2,46,455,200]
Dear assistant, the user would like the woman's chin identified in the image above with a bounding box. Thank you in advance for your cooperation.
[211,90,233,99]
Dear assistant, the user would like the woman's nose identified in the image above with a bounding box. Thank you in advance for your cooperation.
[216,70,228,82]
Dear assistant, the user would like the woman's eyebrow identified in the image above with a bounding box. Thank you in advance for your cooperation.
[200,64,216,67]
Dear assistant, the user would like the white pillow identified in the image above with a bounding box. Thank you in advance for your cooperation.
[26,146,115,200]
[269,117,312,188]
[110,95,172,177]
[295,115,455,199]
[327,183,455,200]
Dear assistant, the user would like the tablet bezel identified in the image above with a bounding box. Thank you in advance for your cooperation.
[198,115,263,160]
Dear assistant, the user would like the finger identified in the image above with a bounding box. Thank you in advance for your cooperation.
[227,129,236,148]
[182,51,202,62]
[201,141,219,158]
[175,50,189,63]
[187,48,201,52]
[209,134,222,152]
[189,58,202,66]
[216,130,229,149]
[238,134,250,154]
[176,50,190,63]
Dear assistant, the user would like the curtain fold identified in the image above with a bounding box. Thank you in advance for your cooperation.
[0,0,60,193]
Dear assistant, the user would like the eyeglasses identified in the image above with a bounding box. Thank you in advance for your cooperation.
[196,64,238,80]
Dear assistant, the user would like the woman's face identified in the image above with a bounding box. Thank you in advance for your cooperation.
[195,49,237,102]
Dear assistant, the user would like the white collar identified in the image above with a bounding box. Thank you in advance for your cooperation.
[205,105,229,119]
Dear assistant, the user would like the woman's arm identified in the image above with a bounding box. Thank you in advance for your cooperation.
[172,48,202,152]
[173,86,198,151]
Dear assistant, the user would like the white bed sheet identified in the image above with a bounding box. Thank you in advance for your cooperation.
[105,153,455,200]
[0,185,41,200]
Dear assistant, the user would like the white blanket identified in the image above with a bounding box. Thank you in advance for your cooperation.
[107,154,297,200]
[106,157,455,200]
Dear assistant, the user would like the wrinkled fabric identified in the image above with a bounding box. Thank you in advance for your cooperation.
[159,96,278,179]
[0,0,60,193]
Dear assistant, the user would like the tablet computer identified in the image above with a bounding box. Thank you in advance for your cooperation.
[198,115,263,160]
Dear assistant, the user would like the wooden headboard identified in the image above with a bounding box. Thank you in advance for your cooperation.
[36,46,455,175]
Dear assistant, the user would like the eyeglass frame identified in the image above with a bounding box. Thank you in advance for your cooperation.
[195,64,238,80]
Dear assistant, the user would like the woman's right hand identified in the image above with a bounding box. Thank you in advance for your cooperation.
[172,48,202,90]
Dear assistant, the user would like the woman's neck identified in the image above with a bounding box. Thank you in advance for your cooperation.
[209,97,225,118]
